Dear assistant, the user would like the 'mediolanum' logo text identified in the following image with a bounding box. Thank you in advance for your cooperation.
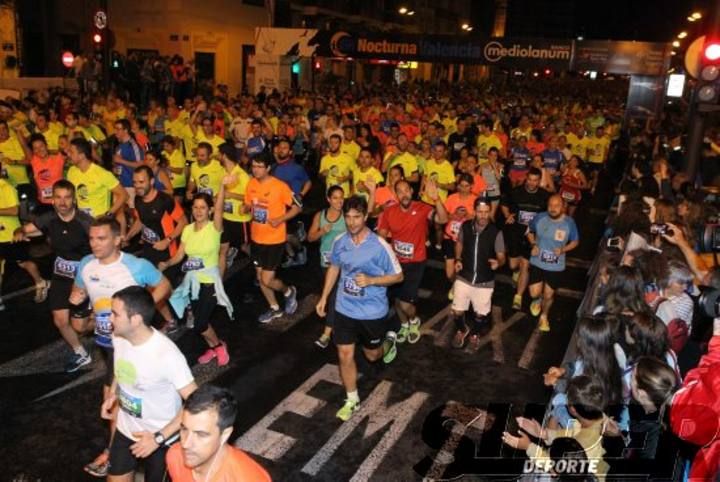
[483,41,570,62]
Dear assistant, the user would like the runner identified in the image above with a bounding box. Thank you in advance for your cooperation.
[28,133,65,213]
[71,217,172,477]
[319,134,354,198]
[186,142,225,200]
[272,137,312,268]
[161,135,188,202]
[527,194,579,331]
[500,167,550,312]
[16,180,93,371]
[508,135,532,187]
[479,147,504,220]
[245,155,301,323]
[102,286,197,482]
[442,173,477,298]
[165,384,272,481]
[127,165,187,267]
[143,149,174,196]
[0,165,48,306]
[218,143,251,275]
[66,137,128,224]
[315,195,403,421]
[112,119,145,208]
[451,198,506,350]
[377,178,448,346]
[161,179,234,366]
[558,155,588,217]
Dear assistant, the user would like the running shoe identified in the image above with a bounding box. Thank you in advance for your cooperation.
[538,315,551,332]
[468,334,481,352]
[34,279,50,303]
[512,270,520,284]
[296,221,307,242]
[396,324,410,343]
[315,333,331,349]
[226,247,239,269]
[284,286,298,314]
[258,308,283,324]
[198,347,217,364]
[512,294,522,311]
[452,327,470,348]
[84,451,109,478]
[529,297,543,317]
[65,351,92,373]
[215,342,230,366]
[382,333,397,364]
[161,319,180,335]
[296,247,307,266]
[336,398,360,421]
[407,318,421,344]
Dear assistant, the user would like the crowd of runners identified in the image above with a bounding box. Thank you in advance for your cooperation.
[0,78,719,481]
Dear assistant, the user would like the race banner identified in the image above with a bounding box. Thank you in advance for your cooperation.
[571,40,671,76]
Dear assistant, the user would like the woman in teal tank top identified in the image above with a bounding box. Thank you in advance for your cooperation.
[308,185,346,348]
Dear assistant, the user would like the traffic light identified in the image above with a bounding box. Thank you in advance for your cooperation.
[292,62,301,75]
[92,31,103,50]
[696,39,720,105]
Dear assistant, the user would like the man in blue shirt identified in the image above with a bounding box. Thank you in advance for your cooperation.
[316,195,403,422]
[113,119,145,208]
[541,136,565,183]
[272,137,311,267]
[527,194,579,332]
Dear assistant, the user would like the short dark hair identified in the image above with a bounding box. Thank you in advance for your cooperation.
[115,118,131,132]
[457,172,474,185]
[29,133,47,146]
[343,195,368,216]
[71,137,93,159]
[326,185,344,198]
[193,192,214,209]
[134,165,154,180]
[53,179,75,196]
[388,165,404,178]
[218,142,238,161]
[329,133,342,142]
[434,140,447,149]
[161,135,176,146]
[527,166,542,178]
[196,142,213,156]
[567,375,605,421]
[112,285,156,327]
[90,217,121,237]
[251,154,272,168]
[184,384,238,431]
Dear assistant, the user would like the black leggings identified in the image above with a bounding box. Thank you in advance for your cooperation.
[190,284,217,334]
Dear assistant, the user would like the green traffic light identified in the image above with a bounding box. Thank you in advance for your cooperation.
[292,63,300,74]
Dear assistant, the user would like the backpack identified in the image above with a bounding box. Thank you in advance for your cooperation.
[655,298,689,354]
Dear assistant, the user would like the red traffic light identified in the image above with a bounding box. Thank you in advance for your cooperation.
[704,42,720,61]
[93,33,102,44]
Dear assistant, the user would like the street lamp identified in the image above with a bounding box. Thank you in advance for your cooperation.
[398,6,408,14]
[673,40,681,47]
[406,10,415,15]
[678,31,688,39]
[462,23,469,29]
[691,11,702,20]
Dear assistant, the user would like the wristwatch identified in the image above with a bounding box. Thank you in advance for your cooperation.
[154,432,166,445]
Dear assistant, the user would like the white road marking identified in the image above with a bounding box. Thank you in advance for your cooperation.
[517,328,543,370]
[301,379,429,480]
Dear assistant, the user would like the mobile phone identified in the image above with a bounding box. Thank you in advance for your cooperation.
[650,223,670,236]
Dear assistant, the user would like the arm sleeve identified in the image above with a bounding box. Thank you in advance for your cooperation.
[33,211,52,232]
[73,255,93,289]
[101,167,120,190]
[125,255,163,287]
[166,343,195,390]
[378,237,402,275]
[568,218,580,242]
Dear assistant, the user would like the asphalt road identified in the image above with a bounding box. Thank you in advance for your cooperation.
[0,185,609,482]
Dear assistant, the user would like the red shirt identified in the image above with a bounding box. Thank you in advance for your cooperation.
[378,201,433,263]
[31,154,65,204]
[166,443,272,482]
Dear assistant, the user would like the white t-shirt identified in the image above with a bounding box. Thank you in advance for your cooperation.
[113,329,194,439]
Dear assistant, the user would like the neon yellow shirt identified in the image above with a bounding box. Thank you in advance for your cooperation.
[223,165,251,223]
[422,159,455,203]
[0,178,20,243]
[67,162,119,217]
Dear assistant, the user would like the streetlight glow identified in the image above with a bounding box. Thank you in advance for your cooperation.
[692,12,702,20]
[678,31,688,39]
[688,16,696,22]
[672,40,680,47]
[407,10,415,15]
[462,23,469,29]
[398,6,408,14]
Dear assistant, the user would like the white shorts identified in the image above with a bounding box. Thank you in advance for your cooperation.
[451,279,493,316]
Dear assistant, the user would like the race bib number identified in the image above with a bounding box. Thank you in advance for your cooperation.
[117,387,142,418]
[198,187,213,196]
[223,201,233,214]
[518,210,536,225]
[141,226,160,244]
[393,240,415,259]
[41,187,53,199]
[94,310,113,338]
[513,158,527,168]
[343,276,365,297]
[561,189,576,202]
[540,249,560,264]
[554,229,567,242]
[252,206,268,224]
[321,251,331,266]
[450,221,462,237]
[181,257,205,272]
[53,257,79,279]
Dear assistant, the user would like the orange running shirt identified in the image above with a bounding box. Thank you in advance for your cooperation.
[245,175,296,245]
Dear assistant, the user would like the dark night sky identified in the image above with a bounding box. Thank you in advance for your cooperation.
[502,0,712,42]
